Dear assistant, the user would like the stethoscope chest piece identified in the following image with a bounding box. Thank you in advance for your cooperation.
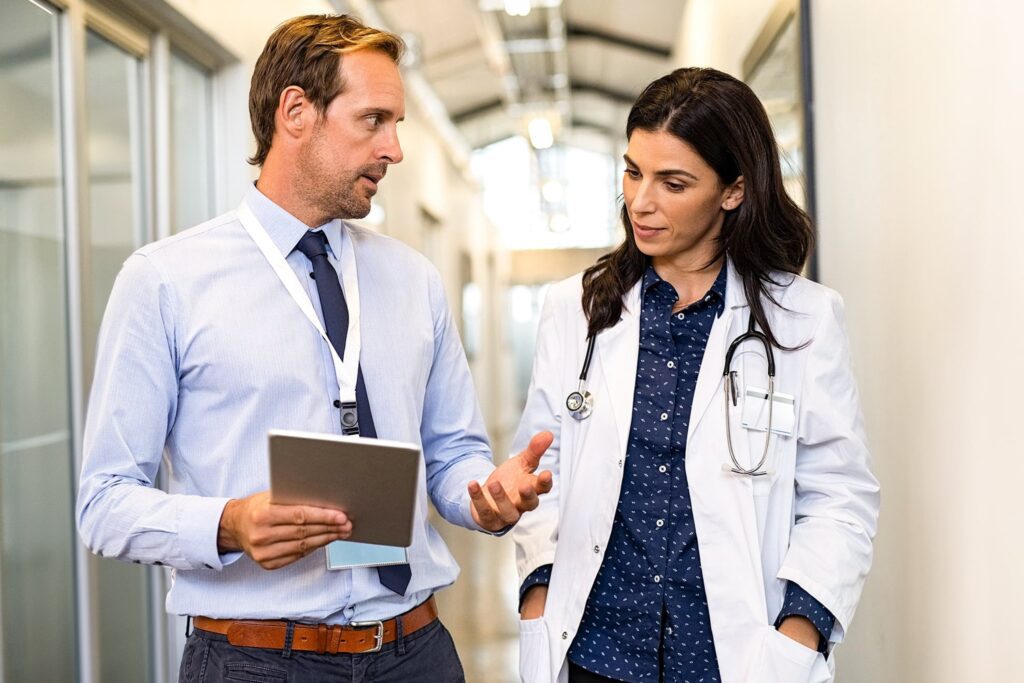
[566,389,593,420]
[567,334,598,420]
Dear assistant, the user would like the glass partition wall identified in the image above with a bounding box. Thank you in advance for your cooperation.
[0,2,77,680]
[0,1,224,680]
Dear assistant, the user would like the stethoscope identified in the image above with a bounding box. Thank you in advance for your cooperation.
[566,312,776,477]
[565,334,597,420]
[722,313,775,476]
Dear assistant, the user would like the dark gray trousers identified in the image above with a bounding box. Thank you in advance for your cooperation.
[179,620,465,683]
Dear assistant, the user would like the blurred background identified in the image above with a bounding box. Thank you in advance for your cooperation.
[1,0,1022,681]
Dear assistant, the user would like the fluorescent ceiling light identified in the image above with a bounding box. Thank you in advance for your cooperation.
[528,117,554,149]
[504,0,531,17]
[542,180,564,203]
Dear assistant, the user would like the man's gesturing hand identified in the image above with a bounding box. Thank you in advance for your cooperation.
[469,431,554,532]
[218,491,352,569]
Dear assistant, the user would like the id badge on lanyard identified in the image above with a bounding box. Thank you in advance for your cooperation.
[236,201,361,432]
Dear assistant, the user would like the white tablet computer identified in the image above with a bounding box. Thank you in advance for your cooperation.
[268,429,420,547]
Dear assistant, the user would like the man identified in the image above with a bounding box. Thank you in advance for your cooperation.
[77,14,551,682]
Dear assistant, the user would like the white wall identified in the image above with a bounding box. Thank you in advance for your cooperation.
[813,3,1024,681]
[673,0,776,75]
[676,1,1024,681]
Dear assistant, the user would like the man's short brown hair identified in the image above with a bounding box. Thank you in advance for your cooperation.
[248,14,405,166]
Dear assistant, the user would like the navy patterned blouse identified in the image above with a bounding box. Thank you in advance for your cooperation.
[521,264,834,682]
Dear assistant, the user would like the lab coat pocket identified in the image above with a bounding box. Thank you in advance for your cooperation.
[518,617,552,683]
[755,627,828,683]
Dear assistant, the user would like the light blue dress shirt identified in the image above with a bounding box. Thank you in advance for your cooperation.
[77,185,496,624]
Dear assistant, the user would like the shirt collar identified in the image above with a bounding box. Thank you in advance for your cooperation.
[641,260,729,316]
[243,183,345,260]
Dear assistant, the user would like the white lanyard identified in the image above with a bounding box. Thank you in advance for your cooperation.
[236,201,361,407]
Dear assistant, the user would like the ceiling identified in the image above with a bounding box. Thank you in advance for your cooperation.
[371,0,687,152]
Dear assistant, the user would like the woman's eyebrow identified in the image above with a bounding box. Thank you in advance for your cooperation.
[623,154,699,181]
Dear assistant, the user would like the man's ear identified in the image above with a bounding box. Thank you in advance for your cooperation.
[722,176,745,211]
[276,86,311,140]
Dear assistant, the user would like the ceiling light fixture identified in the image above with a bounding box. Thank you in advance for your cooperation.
[504,0,531,17]
[528,117,554,149]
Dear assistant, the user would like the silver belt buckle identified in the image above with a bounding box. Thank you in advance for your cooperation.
[349,619,384,653]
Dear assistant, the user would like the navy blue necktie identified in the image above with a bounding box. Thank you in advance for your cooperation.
[294,230,412,596]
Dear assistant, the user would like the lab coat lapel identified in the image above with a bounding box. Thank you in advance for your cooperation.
[595,281,643,459]
[687,262,748,441]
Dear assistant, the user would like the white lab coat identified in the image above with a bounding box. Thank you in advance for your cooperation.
[512,262,879,683]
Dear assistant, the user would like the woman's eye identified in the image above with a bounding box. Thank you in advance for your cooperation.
[624,168,640,179]
[665,182,685,192]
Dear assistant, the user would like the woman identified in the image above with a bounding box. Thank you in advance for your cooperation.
[511,68,879,683]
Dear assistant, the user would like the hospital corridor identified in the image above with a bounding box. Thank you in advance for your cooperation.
[1,0,1022,681]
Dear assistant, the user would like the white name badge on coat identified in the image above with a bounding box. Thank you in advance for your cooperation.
[740,387,796,437]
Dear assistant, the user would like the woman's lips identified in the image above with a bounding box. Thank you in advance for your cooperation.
[632,222,663,238]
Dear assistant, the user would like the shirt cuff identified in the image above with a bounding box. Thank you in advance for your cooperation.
[774,581,836,653]
[177,496,235,571]
[519,564,553,609]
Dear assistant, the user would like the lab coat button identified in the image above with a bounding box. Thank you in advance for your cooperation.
[562,631,568,640]
[593,545,600,554]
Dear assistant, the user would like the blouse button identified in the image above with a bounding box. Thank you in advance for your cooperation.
[653,575,662,584]
[659,465,668,474]
[676,313,685,320]
[656,519,664,528]
[660,412,669,421]
[666,360,675,369]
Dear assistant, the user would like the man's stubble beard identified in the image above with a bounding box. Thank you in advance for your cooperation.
[296,131,371,222]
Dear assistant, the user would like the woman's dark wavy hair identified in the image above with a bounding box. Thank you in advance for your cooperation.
[581,67,813,350]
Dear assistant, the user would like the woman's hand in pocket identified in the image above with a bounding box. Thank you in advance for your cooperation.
[520,585,548,620]
[776,616,820,651]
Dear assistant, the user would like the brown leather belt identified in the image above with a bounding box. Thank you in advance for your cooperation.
[193,596,438,655]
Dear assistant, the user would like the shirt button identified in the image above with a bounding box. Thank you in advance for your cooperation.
[659,465,668,474]
[666,360,675,369]
[653,575,662,583]
[656,519,664,527]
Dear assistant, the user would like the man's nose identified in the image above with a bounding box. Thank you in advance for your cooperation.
[380,128,403,165]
